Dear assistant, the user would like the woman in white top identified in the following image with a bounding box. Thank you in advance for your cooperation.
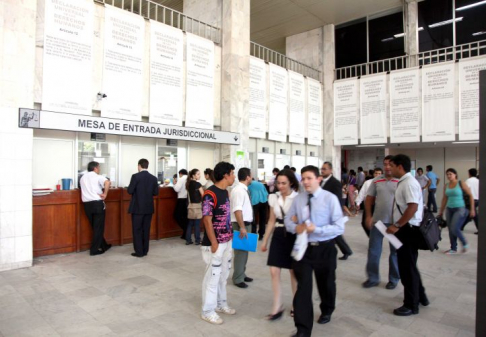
[203,168,214,190]
[261,169,299,320]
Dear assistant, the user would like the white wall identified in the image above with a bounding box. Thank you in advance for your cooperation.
[121,136,156,187]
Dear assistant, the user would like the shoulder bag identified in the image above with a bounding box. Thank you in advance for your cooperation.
[187,186,202,220]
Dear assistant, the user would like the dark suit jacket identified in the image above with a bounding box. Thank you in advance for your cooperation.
[127,170,159,214]
[321,175,343,206]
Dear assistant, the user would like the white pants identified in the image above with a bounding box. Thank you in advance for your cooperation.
[201,241,233,316]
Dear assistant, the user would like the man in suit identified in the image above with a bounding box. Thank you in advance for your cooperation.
[320,162,353,260]
[127,158,159,257]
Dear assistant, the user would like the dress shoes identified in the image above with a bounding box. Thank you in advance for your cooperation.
[244,277,253,282]
[234,282,248,289]
[104,244,112,252]
[131,253,143,258]
[290,331,308,337]
[338,253,352,260]
[266,308,284,321]
[385,282,397,290]
[90,250,104,256]
[317,314,331,324]
[420,297,430,307]
[393,305,418,316]
[362,280,379,288]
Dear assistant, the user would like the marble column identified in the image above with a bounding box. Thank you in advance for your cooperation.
[0,0,36,271]
[406,0,419,67]
[184,0,250,168]
[286,24,342,178]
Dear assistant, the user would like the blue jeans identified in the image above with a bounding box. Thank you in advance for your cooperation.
[186,219,201,243]
[427,189,438,212]
[366,224,400,284]
[446,207,468,251]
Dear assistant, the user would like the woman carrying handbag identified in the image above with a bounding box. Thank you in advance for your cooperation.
[186,169,204,245]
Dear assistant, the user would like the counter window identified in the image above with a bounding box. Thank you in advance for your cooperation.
[78,135,118,187]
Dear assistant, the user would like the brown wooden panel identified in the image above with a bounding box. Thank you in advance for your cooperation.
[157,188,182,239]
[33,204,76,257]
[33,190,78,206]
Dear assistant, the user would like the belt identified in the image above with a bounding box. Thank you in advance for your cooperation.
[85,200,103,203]
[275,218,284,227]
[308,239,334,246]
[244,221,252,226]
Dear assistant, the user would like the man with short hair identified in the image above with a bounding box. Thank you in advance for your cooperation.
[80,161,112,256]
[248,179,268,239]
[127,159,159,257]
[387,154,428,317]
[415,168,431,207]
[231,167,254,288]
[201,162,236,325]
[463,168,479,234]
[268,167,280,193]
[425,165,440,212]
[357,166,365,190]
[173,169,189,239]
[320,162,353,260]
[355,168,382,237]
[286,165,346,337]
[363,156,400,289]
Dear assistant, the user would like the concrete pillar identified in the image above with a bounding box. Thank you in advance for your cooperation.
[0,0,36,271]
[184,0,250,169]
[406,0,419,67]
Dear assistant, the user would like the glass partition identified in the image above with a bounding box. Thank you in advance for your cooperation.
[78,134,118,187]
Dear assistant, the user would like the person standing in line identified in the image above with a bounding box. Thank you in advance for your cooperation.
[80,161,112,256]
[347,170,358,213]
[203,168,215,190]
[320,162,353,260]
[285,166,345,337]
[355,168,382,237]
[248,179,269,239]
[462,168,479,234]
[363,156,400,289]
[173,169,189,240]
[261,169,299,320]
[127,159,159,257]
[386,154,429,316]
[357,166,366,190]
[186,168,204,245]
[415,168,431,207]
[231,168,254,288]
[438,168,475,254]
[200,162,236,325]
[425,165,440,212]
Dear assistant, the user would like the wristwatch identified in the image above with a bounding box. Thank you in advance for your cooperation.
[393,223,401,228]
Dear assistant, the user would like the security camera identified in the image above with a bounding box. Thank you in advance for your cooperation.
[97,92,107,101]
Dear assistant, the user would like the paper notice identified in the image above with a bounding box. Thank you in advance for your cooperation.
[375,221,403,249]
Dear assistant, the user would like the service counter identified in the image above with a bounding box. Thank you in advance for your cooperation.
[33,187,181,257]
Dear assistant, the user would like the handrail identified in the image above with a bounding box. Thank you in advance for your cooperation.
[93,0,221,44]
[335,39,486,80]
[250,42,322,82]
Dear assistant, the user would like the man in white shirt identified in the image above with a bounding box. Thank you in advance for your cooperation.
[386,154,428,317]
[355,168,382,237]
[463,168,479,234]
[415,168,431,207]
[80,161,112,256]
[173,169,188,239]
[231,167,254,288]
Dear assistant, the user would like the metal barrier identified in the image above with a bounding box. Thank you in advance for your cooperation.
[251,42,322,82]
[335,39,486,80]
[93,0,221,44]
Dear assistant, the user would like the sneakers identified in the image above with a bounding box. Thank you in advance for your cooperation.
[201,312,223,325]
[462,244,469,253]
[444,249,457,255]
[216,306,236,315]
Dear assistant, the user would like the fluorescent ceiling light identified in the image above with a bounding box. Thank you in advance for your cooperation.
[381,37,395,42]
[356,144,386,147]
[456,0,486,11]
[429,17,463,28]
[418,27,424,31]
[394,33,405,38]
[452,141,479,144]
[472,31,486,36]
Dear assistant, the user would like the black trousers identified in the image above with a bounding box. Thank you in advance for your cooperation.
[461,199,479,231]
[251,202,268,237]
[132,214,153,256]
[174,198,188,238]
[335,235,353,255]
[293,241,337,337]
[83,201,109,254]
[427,188,438,212]
[395,225,427,310]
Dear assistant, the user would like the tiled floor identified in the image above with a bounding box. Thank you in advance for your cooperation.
[0,215,477,336]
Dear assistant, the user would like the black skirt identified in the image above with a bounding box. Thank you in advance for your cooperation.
[267,226,296,269]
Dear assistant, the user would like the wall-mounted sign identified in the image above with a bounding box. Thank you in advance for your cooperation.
[19,109,240,145]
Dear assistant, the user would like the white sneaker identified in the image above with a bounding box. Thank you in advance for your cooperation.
[201,312,223,325]
[216,306,236,315]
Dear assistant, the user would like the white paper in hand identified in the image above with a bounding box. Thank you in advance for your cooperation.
[292,230,308,261]
[375,221,403,250]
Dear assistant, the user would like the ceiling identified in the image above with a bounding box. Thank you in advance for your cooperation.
[154,0,403,54]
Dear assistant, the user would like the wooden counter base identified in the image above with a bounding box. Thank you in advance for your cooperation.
[33,188,182,257]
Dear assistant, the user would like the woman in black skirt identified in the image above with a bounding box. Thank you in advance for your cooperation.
[261,169,299,320]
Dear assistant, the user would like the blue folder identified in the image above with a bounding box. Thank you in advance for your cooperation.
[232,231,259,252]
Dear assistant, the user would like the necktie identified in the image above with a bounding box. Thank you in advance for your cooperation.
[308,194,313,221]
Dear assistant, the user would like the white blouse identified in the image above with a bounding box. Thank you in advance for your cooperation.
[268,191,298,220]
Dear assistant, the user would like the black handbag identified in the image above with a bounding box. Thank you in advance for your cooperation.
[459,181,471,210]
[397,204,441,252]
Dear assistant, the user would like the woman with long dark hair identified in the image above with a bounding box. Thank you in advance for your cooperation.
[438,168,475,254]
[347,170,358,214]
[185,169,204,245]
[261,169,299,320]
[203,168,214,190]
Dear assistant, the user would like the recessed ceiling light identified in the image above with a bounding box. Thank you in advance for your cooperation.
[429,17,463,29]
